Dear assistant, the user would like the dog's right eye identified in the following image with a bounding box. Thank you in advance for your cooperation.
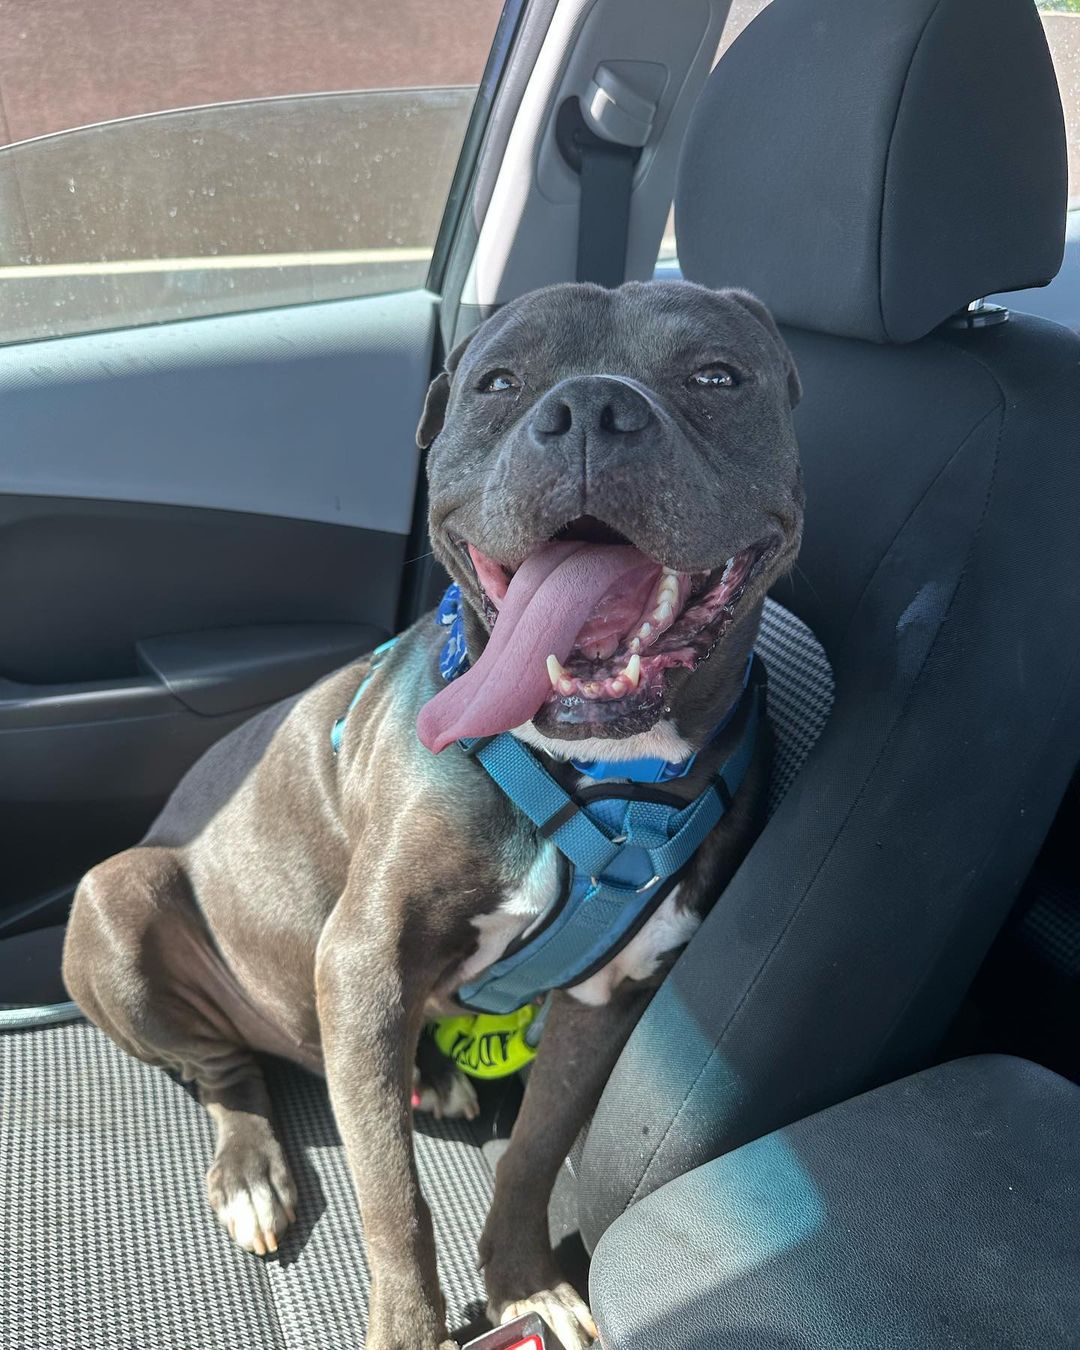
[477,369,521,393]
[689,363,740,389]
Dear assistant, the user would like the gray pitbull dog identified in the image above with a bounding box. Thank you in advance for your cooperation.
[63,281,803,1350]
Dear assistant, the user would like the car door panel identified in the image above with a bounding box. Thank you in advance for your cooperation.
[0,289,434,528]
[0,289,437,927]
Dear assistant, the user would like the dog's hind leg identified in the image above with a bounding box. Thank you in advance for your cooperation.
[63,848,298,1256]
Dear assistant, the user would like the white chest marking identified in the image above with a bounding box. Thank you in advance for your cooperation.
[567,885,700,1006]
[511,718,694,766]
[455,838,561,986]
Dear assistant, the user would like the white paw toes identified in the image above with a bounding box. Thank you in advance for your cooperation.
[439,1071,480,1121]
[413,1067,480,1121]
[207,1152,297,1257]
[499,1283,598,1350]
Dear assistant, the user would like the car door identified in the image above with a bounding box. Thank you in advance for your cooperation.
[0,0,518,975]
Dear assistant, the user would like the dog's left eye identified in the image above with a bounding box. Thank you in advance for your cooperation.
[477,369,521,393]
[689,363,739,389]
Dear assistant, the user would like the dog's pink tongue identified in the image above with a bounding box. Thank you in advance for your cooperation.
[417,542,648,753]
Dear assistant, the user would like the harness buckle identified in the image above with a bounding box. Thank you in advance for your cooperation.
[588,871,661,894]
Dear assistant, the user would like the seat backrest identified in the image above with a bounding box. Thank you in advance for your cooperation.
[579,0,1080,1248]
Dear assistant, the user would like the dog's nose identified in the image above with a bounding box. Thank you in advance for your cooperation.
[530,376,654,443]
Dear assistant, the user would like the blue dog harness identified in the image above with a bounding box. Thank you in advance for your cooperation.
[333,584,764,1014]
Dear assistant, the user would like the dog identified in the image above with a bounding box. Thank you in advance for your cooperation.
[63,280,803,1350]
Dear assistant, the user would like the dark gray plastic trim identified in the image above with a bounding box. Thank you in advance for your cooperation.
[0,674,179,728]
[136,623,380,716]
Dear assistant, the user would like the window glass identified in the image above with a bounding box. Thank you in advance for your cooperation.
[1042,1,1080,207]
[658,0,1080,266]
[0,0,506,344]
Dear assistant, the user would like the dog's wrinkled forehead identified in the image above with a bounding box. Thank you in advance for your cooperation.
[485,284,791,391]
[418,280,800,451]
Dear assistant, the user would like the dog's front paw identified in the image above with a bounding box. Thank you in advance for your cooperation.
[492,1283,597,1350]
[412,1063,480,1121]
[206,1130,297,1257]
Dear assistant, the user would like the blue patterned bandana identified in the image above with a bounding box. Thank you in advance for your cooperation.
[437,582,471,684]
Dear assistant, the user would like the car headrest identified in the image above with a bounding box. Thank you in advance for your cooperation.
[675,0,1068,344]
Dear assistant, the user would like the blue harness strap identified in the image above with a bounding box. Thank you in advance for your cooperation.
[330,637,399,754]
[330,584,766,1015]
[455,664,763,1013]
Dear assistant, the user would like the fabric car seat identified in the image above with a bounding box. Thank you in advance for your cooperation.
[578,0,1080,1247]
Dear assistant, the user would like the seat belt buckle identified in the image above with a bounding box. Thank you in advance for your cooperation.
[461,1312,566,1350]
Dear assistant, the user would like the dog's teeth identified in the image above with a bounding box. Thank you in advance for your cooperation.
[622,653,641,688]
[608,678,627,696]
[638,621,652,641]
[654,600,674,623]
[628,637,641,654]
[558,677,576,696]
[546,654,566,688]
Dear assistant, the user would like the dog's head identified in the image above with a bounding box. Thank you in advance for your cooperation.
[416,281,803,754]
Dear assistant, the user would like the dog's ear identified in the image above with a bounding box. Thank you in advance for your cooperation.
[416,327,479,448]
[725,289,802,409]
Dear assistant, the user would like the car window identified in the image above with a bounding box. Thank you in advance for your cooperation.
[0,0,506,345]
[657,0,1080,266]
[1044,1,1080,208]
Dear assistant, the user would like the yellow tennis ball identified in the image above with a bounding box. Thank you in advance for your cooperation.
[430,1006,538,1080]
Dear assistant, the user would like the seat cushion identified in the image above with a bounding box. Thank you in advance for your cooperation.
[591,1055,1080,1349]
[0,1021,493,1349]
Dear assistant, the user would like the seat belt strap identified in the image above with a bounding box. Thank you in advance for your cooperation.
[575,134,638,288]
[557,96,641,289]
